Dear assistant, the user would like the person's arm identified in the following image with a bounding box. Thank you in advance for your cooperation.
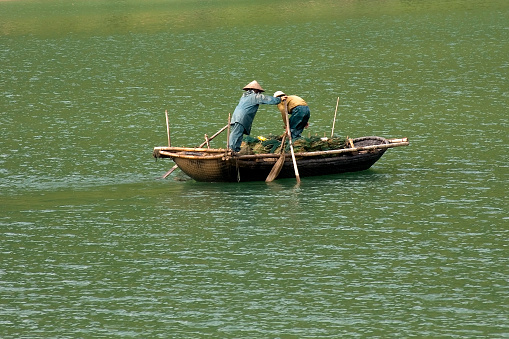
[254,93,281,105]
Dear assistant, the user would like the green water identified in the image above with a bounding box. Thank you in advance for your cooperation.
[1,0,508,337]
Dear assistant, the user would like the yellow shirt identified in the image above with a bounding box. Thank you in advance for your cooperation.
[277,95,308,115]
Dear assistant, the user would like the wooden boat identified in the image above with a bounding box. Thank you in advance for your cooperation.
[153,136,409,182]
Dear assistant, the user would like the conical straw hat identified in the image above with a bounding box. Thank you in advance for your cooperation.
[243,80,265,92]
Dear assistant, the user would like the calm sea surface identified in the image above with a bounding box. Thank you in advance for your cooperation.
[1,0,508,337]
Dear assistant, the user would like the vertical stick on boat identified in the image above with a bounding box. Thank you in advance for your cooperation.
[347,138,355,148]
[204,124,229,146]
[204,134,210,148]
[227,112,231,151]
[165,110,171,147]
[331,97,339,138]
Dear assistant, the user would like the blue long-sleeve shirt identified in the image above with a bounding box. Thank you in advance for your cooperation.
[230,90,281,135]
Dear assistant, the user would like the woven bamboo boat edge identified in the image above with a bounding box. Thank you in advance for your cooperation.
[158,150,227,160]
[154,146,228,153]
[155,141,409,160]
[153,137,409,162]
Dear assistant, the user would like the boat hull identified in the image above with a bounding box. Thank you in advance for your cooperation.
[160,136,399,182]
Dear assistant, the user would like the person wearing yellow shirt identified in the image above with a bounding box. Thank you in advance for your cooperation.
[273,91,310,139]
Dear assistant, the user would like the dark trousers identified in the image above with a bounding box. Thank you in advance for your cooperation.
[289,105,310,139]
[228,122,245,151]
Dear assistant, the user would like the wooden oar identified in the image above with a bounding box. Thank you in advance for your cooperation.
[284,103,301,184]
[161,124,228,179]
[265,132,287,182]
[287,130,301,185]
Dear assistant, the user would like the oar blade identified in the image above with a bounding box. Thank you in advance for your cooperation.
[265,154,285,182]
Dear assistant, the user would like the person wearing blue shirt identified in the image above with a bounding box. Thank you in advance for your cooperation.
[229,80,282,152]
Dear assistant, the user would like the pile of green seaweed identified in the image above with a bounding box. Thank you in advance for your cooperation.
[239,135,348,155]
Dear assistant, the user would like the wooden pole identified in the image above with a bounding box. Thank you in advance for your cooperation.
[347,138,355,148]
[227,113,231,151]
[204,124,228,146]
[331,97,339,138]
[161,164,178,179]
[285,103,301,184]
[165,110,171,147]
[204,134,210,148]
